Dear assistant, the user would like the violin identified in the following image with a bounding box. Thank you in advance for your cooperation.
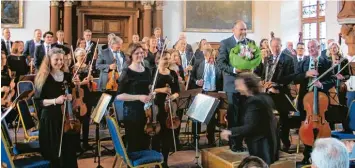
[2,72,16,107]
[106,59,119,91]
[165,84,181,130]
[72,82,88,117]
[87,60,98,92]
[62,81,81,133]
[299,60,331,146]
[29,58,35,74]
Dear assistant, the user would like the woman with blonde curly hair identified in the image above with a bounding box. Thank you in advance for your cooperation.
[34,47,80,167]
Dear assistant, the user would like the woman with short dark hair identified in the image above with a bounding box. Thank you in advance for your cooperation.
[221,72,279,165]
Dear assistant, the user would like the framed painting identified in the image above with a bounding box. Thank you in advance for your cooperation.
[183,1,254,33]
[1,1,24,28]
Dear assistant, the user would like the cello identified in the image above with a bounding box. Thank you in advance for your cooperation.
[299,59,331,146]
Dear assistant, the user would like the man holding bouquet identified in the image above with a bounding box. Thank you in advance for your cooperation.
[217,20,261,152]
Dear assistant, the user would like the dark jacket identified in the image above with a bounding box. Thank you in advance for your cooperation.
[23,39,43,58]
[1,39,13,56]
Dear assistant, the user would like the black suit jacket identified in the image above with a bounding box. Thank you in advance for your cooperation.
[293,56,334,115]
[217,36,256,92]
[193,49,205,66]
[34,44,46,69]
[292,56,309,73]
[23,39,44,58]
[86,41,97,64]
[1,39,13,56]
[190,60,223,91]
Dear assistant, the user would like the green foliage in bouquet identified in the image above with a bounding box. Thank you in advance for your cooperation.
[229,42,262,70]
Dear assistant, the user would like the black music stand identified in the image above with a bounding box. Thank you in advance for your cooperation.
[177,88,202,148]
[90,93,112,168]
[205,91,228,146]
[186,93,220,167]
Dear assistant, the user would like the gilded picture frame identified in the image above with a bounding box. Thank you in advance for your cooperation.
[1,1,24,28]
[183,1,254,33]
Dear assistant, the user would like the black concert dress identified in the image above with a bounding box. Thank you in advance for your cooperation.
[151,69,180,165]
[36,73,79,168]
[117,67,152,152]
[7,55,29,82]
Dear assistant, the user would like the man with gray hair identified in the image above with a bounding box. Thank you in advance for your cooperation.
[311,138,349,168]
[293,39,333,164]
[96,36,126,92]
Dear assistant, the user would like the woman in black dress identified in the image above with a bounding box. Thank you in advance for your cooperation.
[1,51,16,125]
[151,51,180,168]
[34,47,80,168]
[221,73,279,165]
[116,43,152,153]
[72,48,93,149]
[7,41,29,82]
[146,36,158,68]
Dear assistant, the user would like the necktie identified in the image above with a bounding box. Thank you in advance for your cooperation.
[46,45,50,55]
[203,63,216,91]
[298,57,302,62]
[308,59,318,91]
[181,52,187,70]
[6,41,10,55]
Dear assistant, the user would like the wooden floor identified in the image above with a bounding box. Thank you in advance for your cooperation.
[9,121,308,168]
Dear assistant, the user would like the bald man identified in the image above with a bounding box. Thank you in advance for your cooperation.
[282,41,296,57]
[217,20,257,152]
[293,39,334,164]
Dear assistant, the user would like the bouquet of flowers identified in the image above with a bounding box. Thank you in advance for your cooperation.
[229,42,262,70]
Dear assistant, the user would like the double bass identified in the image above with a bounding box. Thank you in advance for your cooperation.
[299,59,331,146]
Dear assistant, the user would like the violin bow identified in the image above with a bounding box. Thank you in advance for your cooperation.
[185,41,201,90]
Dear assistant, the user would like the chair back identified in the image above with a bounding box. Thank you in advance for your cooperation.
[1,133,15,168]
[112,99,124,122]
[17,100,36,131]
[17,81,34,95]
[1,120,13,148]
[106,116,132,166]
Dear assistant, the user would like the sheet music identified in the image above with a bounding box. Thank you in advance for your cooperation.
[187,93,220,124]
[91,93,112,124]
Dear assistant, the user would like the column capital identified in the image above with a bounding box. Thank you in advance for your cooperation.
[141,0,154,9]
[64,1,73,7]
[156,1,164,10]
[50,0,59,7]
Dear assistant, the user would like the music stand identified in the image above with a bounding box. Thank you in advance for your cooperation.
[90,93,112,168]
[177,88,202,148]
[186,93,220,167]
[1,90,33,121]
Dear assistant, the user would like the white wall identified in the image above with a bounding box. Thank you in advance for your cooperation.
[4,1,50,41]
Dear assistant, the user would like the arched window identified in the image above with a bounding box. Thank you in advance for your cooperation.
[301,0,326,50]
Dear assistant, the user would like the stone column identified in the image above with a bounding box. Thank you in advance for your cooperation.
[155,1,163,34]
[64,1,73,45]
[338,1,355,56]
[50,0,59,41]
[142,1,152,37]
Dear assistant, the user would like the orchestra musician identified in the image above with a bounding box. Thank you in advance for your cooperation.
[259,38,269,49]
[293,40,334,164]
[7,41,29,81]
[326,42,349,105]
[100,33,116,52]
[73,48,94,150]
[139,41,152,72]
[194,39,208,65]
[151,51,180,168]
[146,35,159,70]
[83,29,97,64]
[1,51,16,125]
[54,30,68,46]
[175,39,194,81]
[173,32,193,55]
[132,33,140,44]
[190,48,223,146]
[256,38,295,153]
[76,38,86,50]
[1,28,13,56]
[216,20,253,152]
[34,47,80,167]
[154,27,165,52]
[169,49,185,85]
[116,43,152,152]
[96,36,126,102]
[23,29,43,60]
[282,41,297,57]
[293,42,309,72]
[221,72,279,165]
[34,31,54,70]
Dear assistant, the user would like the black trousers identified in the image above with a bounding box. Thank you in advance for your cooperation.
[269,93,291,148]
[124,119,149,153]
[246,137,273,165]
[226,92,246,149]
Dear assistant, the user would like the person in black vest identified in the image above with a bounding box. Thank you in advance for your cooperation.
[221,72,279,165]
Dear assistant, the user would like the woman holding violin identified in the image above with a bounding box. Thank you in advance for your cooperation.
[326,42,349,105]
[72,48,93,150]
[34,48,80,167]
[116,43,152,153]
[151,51,180,168]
